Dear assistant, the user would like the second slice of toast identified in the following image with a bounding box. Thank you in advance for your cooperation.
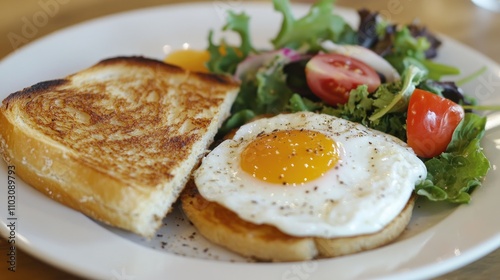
[0,56,239,237]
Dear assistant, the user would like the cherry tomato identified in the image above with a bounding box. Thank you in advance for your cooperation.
[406,89,465,158]
[305,53,381,106]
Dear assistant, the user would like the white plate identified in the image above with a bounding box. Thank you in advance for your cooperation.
[1,2,500,280]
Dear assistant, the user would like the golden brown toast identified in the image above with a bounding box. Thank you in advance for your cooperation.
[181,181,415,262]
[0,56,239,237]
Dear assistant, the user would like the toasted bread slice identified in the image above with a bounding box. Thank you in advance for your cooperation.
[0,56,239,237]
[181,182,415,262]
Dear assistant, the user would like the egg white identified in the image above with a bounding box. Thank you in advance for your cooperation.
[194,112,427,238]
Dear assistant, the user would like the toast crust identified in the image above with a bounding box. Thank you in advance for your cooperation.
[0,56,239,237]
[181,181,415,262]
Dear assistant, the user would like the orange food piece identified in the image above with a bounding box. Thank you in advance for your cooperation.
[164,49,210,73]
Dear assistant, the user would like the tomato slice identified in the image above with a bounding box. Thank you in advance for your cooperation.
[305,53,381,106]
[406,89,465,158]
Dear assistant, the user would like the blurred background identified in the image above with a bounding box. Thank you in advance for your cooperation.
[0,0,499,62]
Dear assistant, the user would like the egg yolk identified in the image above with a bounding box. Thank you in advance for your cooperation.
[240,130,340,185]
[164,49,210,73]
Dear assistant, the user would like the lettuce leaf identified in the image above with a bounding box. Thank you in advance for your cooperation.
[207,0,357,74]
[219,54,294,135]
[415,114,490,203]
[271,0,356,52]
[310,65,424,140]
[369,65,426,121]
[206,11,255,74]
[288,83,408,141]
[286,65,426,141]
[381,26,460,80]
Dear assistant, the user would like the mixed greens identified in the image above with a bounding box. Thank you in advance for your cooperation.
[205,0,491,204]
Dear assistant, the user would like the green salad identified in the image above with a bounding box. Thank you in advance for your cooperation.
[204,0,492,204]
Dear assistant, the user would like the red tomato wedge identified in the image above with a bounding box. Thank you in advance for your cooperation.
[305,53,381,106]
[406,89,465,158]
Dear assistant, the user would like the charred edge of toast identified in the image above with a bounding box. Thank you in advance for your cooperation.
[97,56,240,86]
[2,79,68,108]
[1,56,239,109]
[97,56,185,74]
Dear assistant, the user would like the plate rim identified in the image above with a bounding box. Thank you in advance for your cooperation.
[1,2,499,280]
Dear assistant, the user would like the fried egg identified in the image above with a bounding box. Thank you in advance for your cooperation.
[194,112,427,238]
